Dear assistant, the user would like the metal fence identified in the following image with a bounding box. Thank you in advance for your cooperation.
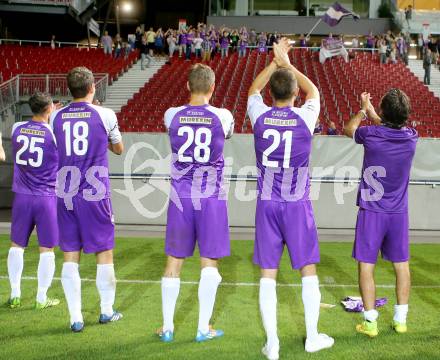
[0,73,108,111]
[0,77,19,113]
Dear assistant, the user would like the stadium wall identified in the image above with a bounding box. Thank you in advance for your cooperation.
[206,16,392,35]
[108,133,440,230]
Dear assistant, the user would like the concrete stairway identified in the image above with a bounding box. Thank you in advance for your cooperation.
[103,58,165,113]
[407,59,440,99]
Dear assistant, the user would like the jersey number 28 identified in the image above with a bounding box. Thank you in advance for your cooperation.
[177,126,212,163]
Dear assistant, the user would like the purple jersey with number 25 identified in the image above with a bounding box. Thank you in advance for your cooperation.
[11,120,58,196]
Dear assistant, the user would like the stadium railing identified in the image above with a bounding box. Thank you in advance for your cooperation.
[0,76,19,113]
[0,38,99,48]
[0,73,108,112]
[108,173,440,187]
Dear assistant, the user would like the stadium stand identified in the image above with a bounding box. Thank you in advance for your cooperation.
[117,50,440,137]
[0,45,138,83]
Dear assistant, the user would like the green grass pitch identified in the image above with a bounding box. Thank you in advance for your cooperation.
[0,235,439,359]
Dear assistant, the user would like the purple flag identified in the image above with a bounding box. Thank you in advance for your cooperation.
[322,2,360,26]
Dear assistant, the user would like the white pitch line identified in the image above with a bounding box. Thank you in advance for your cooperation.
[1,276,439,289]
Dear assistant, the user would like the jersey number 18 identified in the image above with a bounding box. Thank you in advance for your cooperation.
[63,121,89,156]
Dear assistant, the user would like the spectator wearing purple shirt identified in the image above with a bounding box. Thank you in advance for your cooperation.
[220,30,230,58]
[185,29,194,60]
[327,121,338,135]
[239,33,248,58]
[101,31,112,55]
[178,29,187,58]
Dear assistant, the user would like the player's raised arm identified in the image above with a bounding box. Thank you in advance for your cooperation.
[0,134,6,162]
[344,92,371,138]
[274,38,320,102]
[248,60,278,97]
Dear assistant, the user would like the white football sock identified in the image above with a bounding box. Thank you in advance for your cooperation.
[302,275,321,340]
[393,304,408,323]
[363,309,379,322]
[36,252,56,303]
[259,278,279,348]
[61,262,83,324]
[161,277,180,332]
[8,247,24,298]
[197,267,222,334]
[96,264,116,316]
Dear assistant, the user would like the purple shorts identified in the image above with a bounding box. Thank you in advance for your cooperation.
[253,199,320,270]
[353,208,409,264]
[11,193,58,248]
[58,196,115,254]
[165,197,230,259]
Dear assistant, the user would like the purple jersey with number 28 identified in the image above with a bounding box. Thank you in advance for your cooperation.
[164,104,234,198]
[164,104,234,259]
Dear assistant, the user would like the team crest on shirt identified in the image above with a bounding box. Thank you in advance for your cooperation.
[179,116,212,124]
[264,118,297,127]
[61,112,91,119]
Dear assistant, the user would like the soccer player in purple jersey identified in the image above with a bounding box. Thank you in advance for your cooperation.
[8,92,60,310]
[50,67,124,332]
[344,89,417,337]
[157,64,234,343]
[247,38,334,359]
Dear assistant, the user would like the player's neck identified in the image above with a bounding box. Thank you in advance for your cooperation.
[72,96,93,104]
[31,116,48,124]
[188,94,210,106]
[274,100,294,108]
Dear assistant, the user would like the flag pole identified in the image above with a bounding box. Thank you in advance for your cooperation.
[305,18,322,40]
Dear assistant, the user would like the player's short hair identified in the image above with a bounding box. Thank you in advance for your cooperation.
[380,88,411,129]
[28,91,52,115]
[188,64,215,94]
[67,67,94,99]
[269,68,298,101]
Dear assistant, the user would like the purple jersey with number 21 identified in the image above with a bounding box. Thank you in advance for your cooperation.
[248,93,321,270]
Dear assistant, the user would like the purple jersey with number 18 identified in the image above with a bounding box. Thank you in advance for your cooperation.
[49,102,122,254]
[50,102,121,199]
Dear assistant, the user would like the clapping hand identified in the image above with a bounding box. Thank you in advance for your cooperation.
[273,37,292,68]
[360,92,372,112]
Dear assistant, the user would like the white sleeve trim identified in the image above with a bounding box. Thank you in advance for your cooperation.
[164,106,186,129]
[90,104,122,144]
[49,106,67,129]
[295,98,320,135]
[247,93,270,127]
[207,106,234,139]
[11,121,28,137]
[41,123,57,146]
